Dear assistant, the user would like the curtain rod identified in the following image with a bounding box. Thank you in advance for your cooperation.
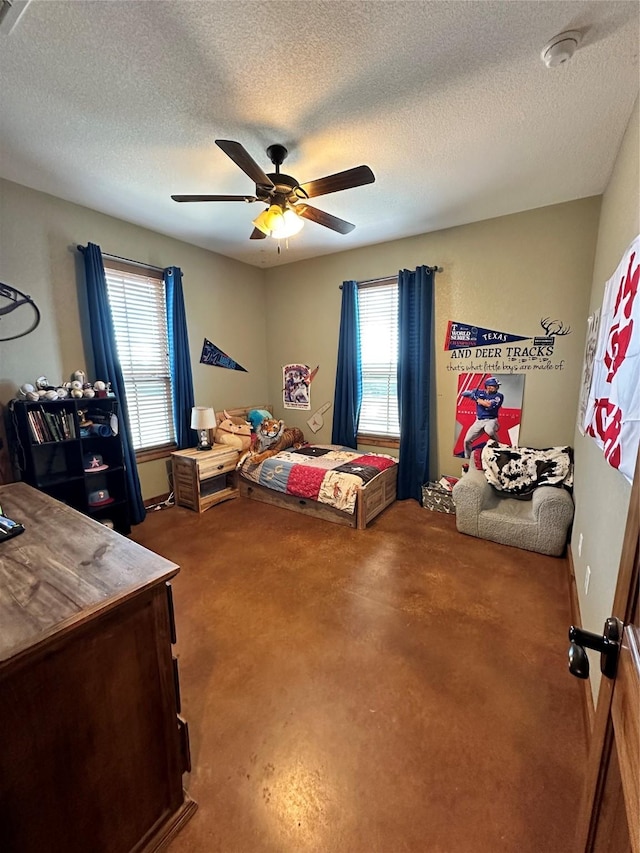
[101,252,166,274]
[361,266,443,282]
[340,267,443,288]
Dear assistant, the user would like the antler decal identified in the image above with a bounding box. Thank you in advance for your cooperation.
[540,317,572,336]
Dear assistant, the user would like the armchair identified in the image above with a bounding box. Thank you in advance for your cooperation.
[452,463,574,557]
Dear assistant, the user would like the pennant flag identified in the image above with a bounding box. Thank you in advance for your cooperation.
[444,321,529,350]
[200,338,247,372]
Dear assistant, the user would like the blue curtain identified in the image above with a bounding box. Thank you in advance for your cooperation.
[331,281,362,448]
[164,267,195,449]
[397,266,434,501]
[79,243,146,524]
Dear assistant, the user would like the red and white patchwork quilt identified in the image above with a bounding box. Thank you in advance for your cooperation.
[240,444,397,514]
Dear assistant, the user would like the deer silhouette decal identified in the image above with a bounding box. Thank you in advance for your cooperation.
[534,317,572,348]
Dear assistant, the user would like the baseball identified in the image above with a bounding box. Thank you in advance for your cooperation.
[44,390,59,400]
[83,388,96,398]
[20,383,35,396]
[94,380,106,391]
[70,380,83,391]
[71,388,84,398]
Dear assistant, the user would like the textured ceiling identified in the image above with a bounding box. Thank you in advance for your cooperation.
[0,1,638,268]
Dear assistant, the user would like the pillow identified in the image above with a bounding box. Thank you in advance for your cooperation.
[216,413,251,450]
[247,409,272,432]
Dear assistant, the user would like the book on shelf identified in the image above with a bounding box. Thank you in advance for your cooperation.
[66,410,77,439]
[60,410,70,440]
[37,407,53,442]
[43,411,61,442]
[27,410,43,444]
[24,405,78,444]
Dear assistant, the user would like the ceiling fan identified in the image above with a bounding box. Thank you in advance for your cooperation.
[171,140,375,240]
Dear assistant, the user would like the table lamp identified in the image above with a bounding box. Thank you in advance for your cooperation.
[191,406,216,451]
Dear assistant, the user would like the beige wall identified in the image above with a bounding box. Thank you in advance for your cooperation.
[0,178,268,499]
[571,97,639,702]
[264,198,601,480]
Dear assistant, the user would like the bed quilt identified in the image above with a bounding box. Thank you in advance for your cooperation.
[240,444,397,514]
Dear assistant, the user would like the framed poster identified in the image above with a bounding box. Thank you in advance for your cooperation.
[283,364,311,410]
[454,373,525,458]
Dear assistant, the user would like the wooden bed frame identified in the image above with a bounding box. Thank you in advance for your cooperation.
[215,405,398,530]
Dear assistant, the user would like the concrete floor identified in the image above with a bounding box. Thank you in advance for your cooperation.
[131,496,587,853]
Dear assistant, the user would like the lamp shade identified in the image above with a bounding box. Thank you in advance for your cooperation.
[191,406,216,430]
[271,208,304,239]
[252,204,304,239]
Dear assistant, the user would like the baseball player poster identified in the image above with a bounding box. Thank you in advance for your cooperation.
[454,373,524,459]
[283,364,316,410]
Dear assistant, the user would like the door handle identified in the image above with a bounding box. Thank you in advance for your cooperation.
[568,617,622,680]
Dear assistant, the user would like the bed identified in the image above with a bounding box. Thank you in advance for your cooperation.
[215,406,398,529]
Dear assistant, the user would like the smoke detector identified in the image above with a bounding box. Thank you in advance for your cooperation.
[540,30,582,68]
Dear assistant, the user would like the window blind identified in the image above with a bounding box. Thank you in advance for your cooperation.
[104,268,175,451]
[358,279,400,437]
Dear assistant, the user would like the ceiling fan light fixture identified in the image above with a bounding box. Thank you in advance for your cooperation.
[251,207,274,236]
[173,140,374,241]
[252,204,304,239]
[271,207,304,239]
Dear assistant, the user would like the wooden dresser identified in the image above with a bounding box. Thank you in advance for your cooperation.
[0,483,196,853]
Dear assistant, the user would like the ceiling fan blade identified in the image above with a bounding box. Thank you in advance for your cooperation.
[171,194,257,202]
[295,204,355,234]
[296,165,374,199]
[215,140,275,189]
[250,228,267,240]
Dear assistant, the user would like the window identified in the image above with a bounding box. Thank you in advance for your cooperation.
[104,262,176,456]
[357,278,400,441]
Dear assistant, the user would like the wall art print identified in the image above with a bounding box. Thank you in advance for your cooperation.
[307,401,332,433]
[444,318,571,374]
[576,309,600,436]
[454,372,525,459]
[583,234,640,483]
[0,281,41,341]
[283,364,318,410]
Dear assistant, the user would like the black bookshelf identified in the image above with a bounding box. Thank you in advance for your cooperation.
[11,397,131,534]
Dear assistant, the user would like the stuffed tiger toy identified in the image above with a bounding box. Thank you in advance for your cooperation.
[242,418,305,466]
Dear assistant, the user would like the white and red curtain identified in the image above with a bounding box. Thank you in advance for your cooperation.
[584,235,640,483]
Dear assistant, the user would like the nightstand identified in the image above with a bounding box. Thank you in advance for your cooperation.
[171,445,241,512]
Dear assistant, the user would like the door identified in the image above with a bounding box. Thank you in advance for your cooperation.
[573,447,639,852]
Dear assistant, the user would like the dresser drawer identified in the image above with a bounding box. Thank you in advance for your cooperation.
[198,449,239,479]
